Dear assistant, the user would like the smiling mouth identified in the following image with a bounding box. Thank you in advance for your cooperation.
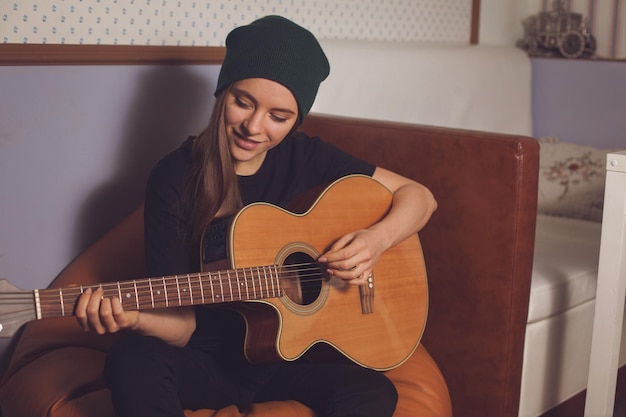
[234,131,263,150]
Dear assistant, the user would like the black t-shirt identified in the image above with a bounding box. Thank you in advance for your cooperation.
[144,131,375,278]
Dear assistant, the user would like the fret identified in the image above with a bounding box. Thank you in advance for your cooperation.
[133,280,139,310]
[269,265,276,297]
[248,268,256,299]
[198,273,205,304]
[267,266,273,297]
[217,271,224,302]
[163,277,169,307]
[175,276,182,306]
[242,268,250,300]
[186,274,194,305]
[116,282,122,304]
[274,265,281,296]
[148,279,155,308]
[208,272,215,303]
[259,266,270,297]
[263,266,270,297]
[226,270,234,301]
[257,267,264,298]
[234,269,242,301]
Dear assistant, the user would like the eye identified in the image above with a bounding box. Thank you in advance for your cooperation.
[270,113,289,123]
[234,96,252,109]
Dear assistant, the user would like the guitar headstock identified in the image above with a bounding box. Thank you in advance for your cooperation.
[0,278,35,338]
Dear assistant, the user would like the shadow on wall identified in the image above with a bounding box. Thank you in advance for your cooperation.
[71,65,215,256]
[0,65,215,381]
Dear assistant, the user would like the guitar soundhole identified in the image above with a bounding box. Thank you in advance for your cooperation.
[283,252,323,306]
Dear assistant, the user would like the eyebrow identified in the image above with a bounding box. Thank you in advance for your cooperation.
[231,87,297,115]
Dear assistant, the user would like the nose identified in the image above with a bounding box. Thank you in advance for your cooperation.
[242,110,263,135]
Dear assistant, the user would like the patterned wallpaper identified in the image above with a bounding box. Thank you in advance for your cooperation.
[1,0,473,46]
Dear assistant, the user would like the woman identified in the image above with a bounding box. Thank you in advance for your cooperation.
[75,15,436,417]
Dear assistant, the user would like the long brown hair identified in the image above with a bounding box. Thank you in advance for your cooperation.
[186,88,242,243]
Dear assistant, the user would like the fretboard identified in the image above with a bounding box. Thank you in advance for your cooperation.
[34,265,283,320]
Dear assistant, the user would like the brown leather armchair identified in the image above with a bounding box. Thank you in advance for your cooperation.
[0,114,538,417]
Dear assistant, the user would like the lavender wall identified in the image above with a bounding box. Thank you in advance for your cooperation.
[531,57,626,148]
[0,64,221,373]
[0,65,220,292]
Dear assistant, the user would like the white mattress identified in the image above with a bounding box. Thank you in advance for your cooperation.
[528,214,602,323]
[520,214,620,417]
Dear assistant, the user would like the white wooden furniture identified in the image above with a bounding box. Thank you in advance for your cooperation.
[585,150,626,416]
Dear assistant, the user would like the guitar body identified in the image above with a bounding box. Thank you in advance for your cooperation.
[209,175,429,371]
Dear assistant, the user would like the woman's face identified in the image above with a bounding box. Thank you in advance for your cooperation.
[224,78,299,175]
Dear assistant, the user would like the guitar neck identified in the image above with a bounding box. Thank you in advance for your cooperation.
[34,265,284,320]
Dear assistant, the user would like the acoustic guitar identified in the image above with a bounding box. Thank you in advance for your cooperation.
[0,175,428,371]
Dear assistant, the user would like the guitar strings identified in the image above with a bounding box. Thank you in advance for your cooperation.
[5,262,324,299]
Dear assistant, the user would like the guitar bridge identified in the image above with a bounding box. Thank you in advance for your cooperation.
[359,273,374,314]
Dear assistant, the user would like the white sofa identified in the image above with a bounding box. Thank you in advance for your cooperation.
[312,39,620,417]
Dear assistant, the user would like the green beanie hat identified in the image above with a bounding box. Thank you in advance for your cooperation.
[215,15,330,122]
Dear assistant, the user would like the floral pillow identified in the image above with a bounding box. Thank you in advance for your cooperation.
[537,137,618,222]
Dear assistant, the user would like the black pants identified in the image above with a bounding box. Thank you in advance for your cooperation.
[104,332,397,417]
